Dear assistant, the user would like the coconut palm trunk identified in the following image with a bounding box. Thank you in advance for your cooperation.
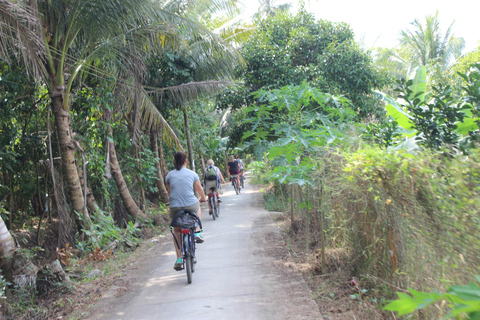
[158,137,168,179]
[150,130,169,203]
[50,90,90,227]
[108,126,147,220]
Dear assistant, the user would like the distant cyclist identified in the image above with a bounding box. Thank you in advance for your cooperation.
[227,155,241,190]
[235,155,245,180]
[203,159,225,215]
[165,151,206,271]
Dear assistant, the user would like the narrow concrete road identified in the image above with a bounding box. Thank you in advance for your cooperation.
[86,173,323,320]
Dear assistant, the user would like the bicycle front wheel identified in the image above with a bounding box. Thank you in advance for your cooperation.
[214,194,219,218]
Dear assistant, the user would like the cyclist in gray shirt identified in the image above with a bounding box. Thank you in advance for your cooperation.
[165,151,206,271]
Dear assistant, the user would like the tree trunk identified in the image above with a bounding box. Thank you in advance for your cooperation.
[0,215,15,280]
[158,135,168,179]
[150,130,169,203]
[77,164,101,215]
[134,146,146,211]
[200,156,206,176]
[50,89,87,224]
[108,126,147,220]
[183,106,195,171]
[317,182,326,273]
[290,184,295,224]
[224,151,229,178]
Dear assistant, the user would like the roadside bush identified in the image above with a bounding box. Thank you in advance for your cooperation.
[258,144,480,318]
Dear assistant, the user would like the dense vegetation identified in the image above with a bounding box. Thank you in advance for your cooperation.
[1,0,479,318]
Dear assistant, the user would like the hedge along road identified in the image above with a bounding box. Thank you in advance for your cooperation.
[86,172,323,320]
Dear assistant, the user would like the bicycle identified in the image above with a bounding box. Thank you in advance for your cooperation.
[230,175,240,195]
[240,174,245,189]
[169,210,203,284]
[207,187,220,220]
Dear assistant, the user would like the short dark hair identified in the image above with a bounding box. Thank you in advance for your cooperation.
[174,151,187,170]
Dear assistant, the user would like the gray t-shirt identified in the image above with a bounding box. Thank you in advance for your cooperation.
[165,167,200,208]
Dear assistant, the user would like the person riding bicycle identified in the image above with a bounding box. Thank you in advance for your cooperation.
[203,159,225,215]
[165,151,206,271]
[235,155,245,180]
[227,155,241,190]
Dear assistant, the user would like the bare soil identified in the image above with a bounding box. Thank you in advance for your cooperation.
[269,212,391,320]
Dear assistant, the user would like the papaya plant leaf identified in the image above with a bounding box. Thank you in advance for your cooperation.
[455,118,480,134]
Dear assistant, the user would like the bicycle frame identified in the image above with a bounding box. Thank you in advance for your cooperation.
[169,210,203,283]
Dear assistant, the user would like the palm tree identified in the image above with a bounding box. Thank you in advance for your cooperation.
[399,11,465,69]
[1,0,240,223]
[1,0,178,225]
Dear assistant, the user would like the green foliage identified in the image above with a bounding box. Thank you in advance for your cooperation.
[263,192,285,212]
[371,64,480,152]
[125,149,159,194]
[219,8,388,148]
[0,58,49,225]
[385,276,480,318]
[247,160,269,184]
[78,214,141,252]
[244,82,354,186]
[458,63,480,116]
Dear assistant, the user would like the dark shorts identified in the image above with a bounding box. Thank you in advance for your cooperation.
[169,202,199,219]
[229,169,239,175]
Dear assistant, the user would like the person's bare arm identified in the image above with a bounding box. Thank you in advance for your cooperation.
[166,184,171,197]
[219,170,226,184]
[194,180,206,202]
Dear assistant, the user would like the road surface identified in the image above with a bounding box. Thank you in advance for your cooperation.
[86,172,323,320]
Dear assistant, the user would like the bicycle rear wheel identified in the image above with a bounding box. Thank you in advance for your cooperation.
[209,195,215,220]
[241,176,244,188]
[233,181,239,195]
[184,236,193,284]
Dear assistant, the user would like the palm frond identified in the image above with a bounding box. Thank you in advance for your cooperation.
[146,80,234,103]
[0,0,45,79]
[137,88,184,151]
[116,77,184,150]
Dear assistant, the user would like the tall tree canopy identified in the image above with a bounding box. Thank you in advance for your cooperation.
[217,8,388,148]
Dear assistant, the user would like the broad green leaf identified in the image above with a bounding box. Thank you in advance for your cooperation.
[455,118,480,134]
[383,293,419,316]
[373,90,397,106]
[385,103,414,130]
[449,283,480,300]
[396,127,417,137]
[409,66,427,102]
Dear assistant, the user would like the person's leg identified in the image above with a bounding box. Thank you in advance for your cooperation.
[173,227,181,259]
[170,207,183,270]
[195,205,202,232]
[205,183,214,213]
